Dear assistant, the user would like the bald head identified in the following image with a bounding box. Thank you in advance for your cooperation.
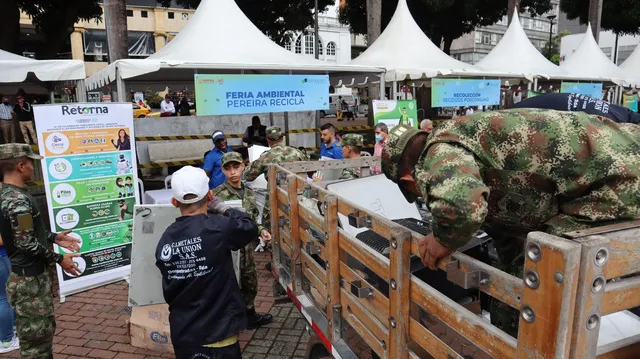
[420,119,433,133]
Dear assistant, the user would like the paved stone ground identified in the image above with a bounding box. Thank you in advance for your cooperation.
[242,303,311,359]
[0,250,288,359]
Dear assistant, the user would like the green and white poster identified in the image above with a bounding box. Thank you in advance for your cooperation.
[34,103,138,299]
[372,100,418,130]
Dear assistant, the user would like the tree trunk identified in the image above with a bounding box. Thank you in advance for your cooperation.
[507,0,521,24]
[104,0,128,62]
[442,36,454,55]
[366,0,382,127]
[588,0,603,42]
[0,0,20,54]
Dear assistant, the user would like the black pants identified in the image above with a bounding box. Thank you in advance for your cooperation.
[174,342,241,359]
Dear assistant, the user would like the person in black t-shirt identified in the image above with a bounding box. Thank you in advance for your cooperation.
[155,166,258,359]
[13,96,36,144]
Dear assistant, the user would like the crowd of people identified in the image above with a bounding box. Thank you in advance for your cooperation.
[0,96,37,145]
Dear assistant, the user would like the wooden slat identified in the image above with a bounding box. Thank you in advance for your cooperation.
[336,200,392,239]
[300,227,326,261]
[338,230,390,281]
[410,277,517,359]
[340,288,389,343]
[279,239,293,258]
[281,157,380,172]
[597,335,640,359]
[339,262,389,326]
[324,196,341,342]
[570,237,609,359]
[409,318,464,359]
[299,205,325,234]
[301,250,326,284]
[304,268,327,299]
[288,174,302,294]
[388,227,411,359]
[602,276,640,315]
[518,232,582,359]
[279,226,292,252]
[410,235,524,310]
[277,186,288,208]
[269,167,282,268]
[342,304,387,358]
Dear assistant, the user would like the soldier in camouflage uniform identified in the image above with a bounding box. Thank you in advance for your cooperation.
[0,144,82,358]
[339,134,364,180]
[244,126,308,232]
[381,110,640,338]
[211,152,274,329]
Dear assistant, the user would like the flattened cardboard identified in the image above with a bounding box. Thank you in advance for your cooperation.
[129,304,174,354]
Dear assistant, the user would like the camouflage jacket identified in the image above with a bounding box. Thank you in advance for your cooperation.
[211,181,267,234]
[416,109,640,249]
[244,143,309,182]
[339,167,361,180]
[0,183,61,268]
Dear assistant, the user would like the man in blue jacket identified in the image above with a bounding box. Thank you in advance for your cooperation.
[155,166,258,359]
[203,130,232,189]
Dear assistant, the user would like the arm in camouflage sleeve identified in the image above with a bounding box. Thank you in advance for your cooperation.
[261,200,270,232]
[46,231,57,243]
[244,154,267,182]
[9,198,63,265]
[423,142,489,249]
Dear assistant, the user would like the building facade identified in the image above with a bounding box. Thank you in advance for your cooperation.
[282,14,352,65]
[449,1,560,64]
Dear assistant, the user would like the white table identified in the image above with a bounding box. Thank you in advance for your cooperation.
[143,189,174,205]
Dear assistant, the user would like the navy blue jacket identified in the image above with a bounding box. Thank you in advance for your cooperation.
[155,210,258,347]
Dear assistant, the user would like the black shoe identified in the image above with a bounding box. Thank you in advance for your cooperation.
[247,311,273,329]
[265,262,272,271]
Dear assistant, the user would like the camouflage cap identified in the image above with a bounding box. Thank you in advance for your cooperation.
[342,134,364,147]
[266,126,284,141]
[381,125,424,203]
[221,151,243,167]
[0,143,43,161]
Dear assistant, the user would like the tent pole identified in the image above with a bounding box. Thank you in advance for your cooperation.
[392,80,397,100]
[76,80,87,102]
[284,112,290,146]
[533,78,538,91]
[49,91,55,104]
[116,67,127,102]
[379,74,386,100]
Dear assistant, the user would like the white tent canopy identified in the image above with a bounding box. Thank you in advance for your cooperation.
[0,49,85,83]
[620,44,640,87]
[559,23,626,84]
[85,0,383,92]
[475,11,567,80]
[343,0,485,84]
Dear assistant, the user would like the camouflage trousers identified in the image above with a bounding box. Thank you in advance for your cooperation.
[5,271,55,359]
[239,243,257,312]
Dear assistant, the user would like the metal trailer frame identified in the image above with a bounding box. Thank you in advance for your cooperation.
[268,159,640,359]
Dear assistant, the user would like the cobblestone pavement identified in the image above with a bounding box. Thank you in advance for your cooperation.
[0,250,289,359]
[242,302,311,359]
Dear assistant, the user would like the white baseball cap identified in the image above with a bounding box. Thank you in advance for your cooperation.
[171,166,210,204]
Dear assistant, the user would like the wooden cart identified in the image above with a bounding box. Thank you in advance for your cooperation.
[267,158,640,359]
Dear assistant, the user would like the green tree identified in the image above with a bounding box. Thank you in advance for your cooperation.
[0,0,102,59]
[543,29,570,65]
[157,0,335,46]
[560,0,640,36]
[339,0,552,54]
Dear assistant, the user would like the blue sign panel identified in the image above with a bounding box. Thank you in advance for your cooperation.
[560,82,603,99]
[431,78,501,107]
[195,74,330,115]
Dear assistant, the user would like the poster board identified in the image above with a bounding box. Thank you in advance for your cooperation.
[247,145,269,189]
[129,205,241,307]
[623,93,638,112]
[560,82,603,99]
[431,79,501,107]
[372,100,418,130]
[34,103,139,299]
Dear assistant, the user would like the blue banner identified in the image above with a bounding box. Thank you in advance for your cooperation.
[431,79,501,107]
[560,82,603,99]
[195,74,330,115]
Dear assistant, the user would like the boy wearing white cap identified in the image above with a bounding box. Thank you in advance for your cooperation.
[155,166,258,359]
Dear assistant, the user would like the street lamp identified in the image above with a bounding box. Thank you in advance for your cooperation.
[547,14,557,59]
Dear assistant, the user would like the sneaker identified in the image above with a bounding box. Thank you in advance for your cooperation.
[0,336,20,354]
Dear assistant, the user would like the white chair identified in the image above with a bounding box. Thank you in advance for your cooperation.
[360,151,372,157]
[137,178,145,204]
[164,175,172,189]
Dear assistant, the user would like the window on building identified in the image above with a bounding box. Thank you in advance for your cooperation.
[285,41,292,51]
[304,34,315,54]
[141,10,148,18]
[490,33,498,45]
[317,38,323,55]
[601,47,612,58]
[327,42,336,56]
[482,33,490,45]
[295,36,302,54]
[460,53,473,63]
[182,13,189,20]
[475,32,482,44]
[126,10,133,17]
[83,29,156,61]
[168,12,175,19]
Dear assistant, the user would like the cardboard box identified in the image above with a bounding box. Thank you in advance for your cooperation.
[129,304,174,354]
